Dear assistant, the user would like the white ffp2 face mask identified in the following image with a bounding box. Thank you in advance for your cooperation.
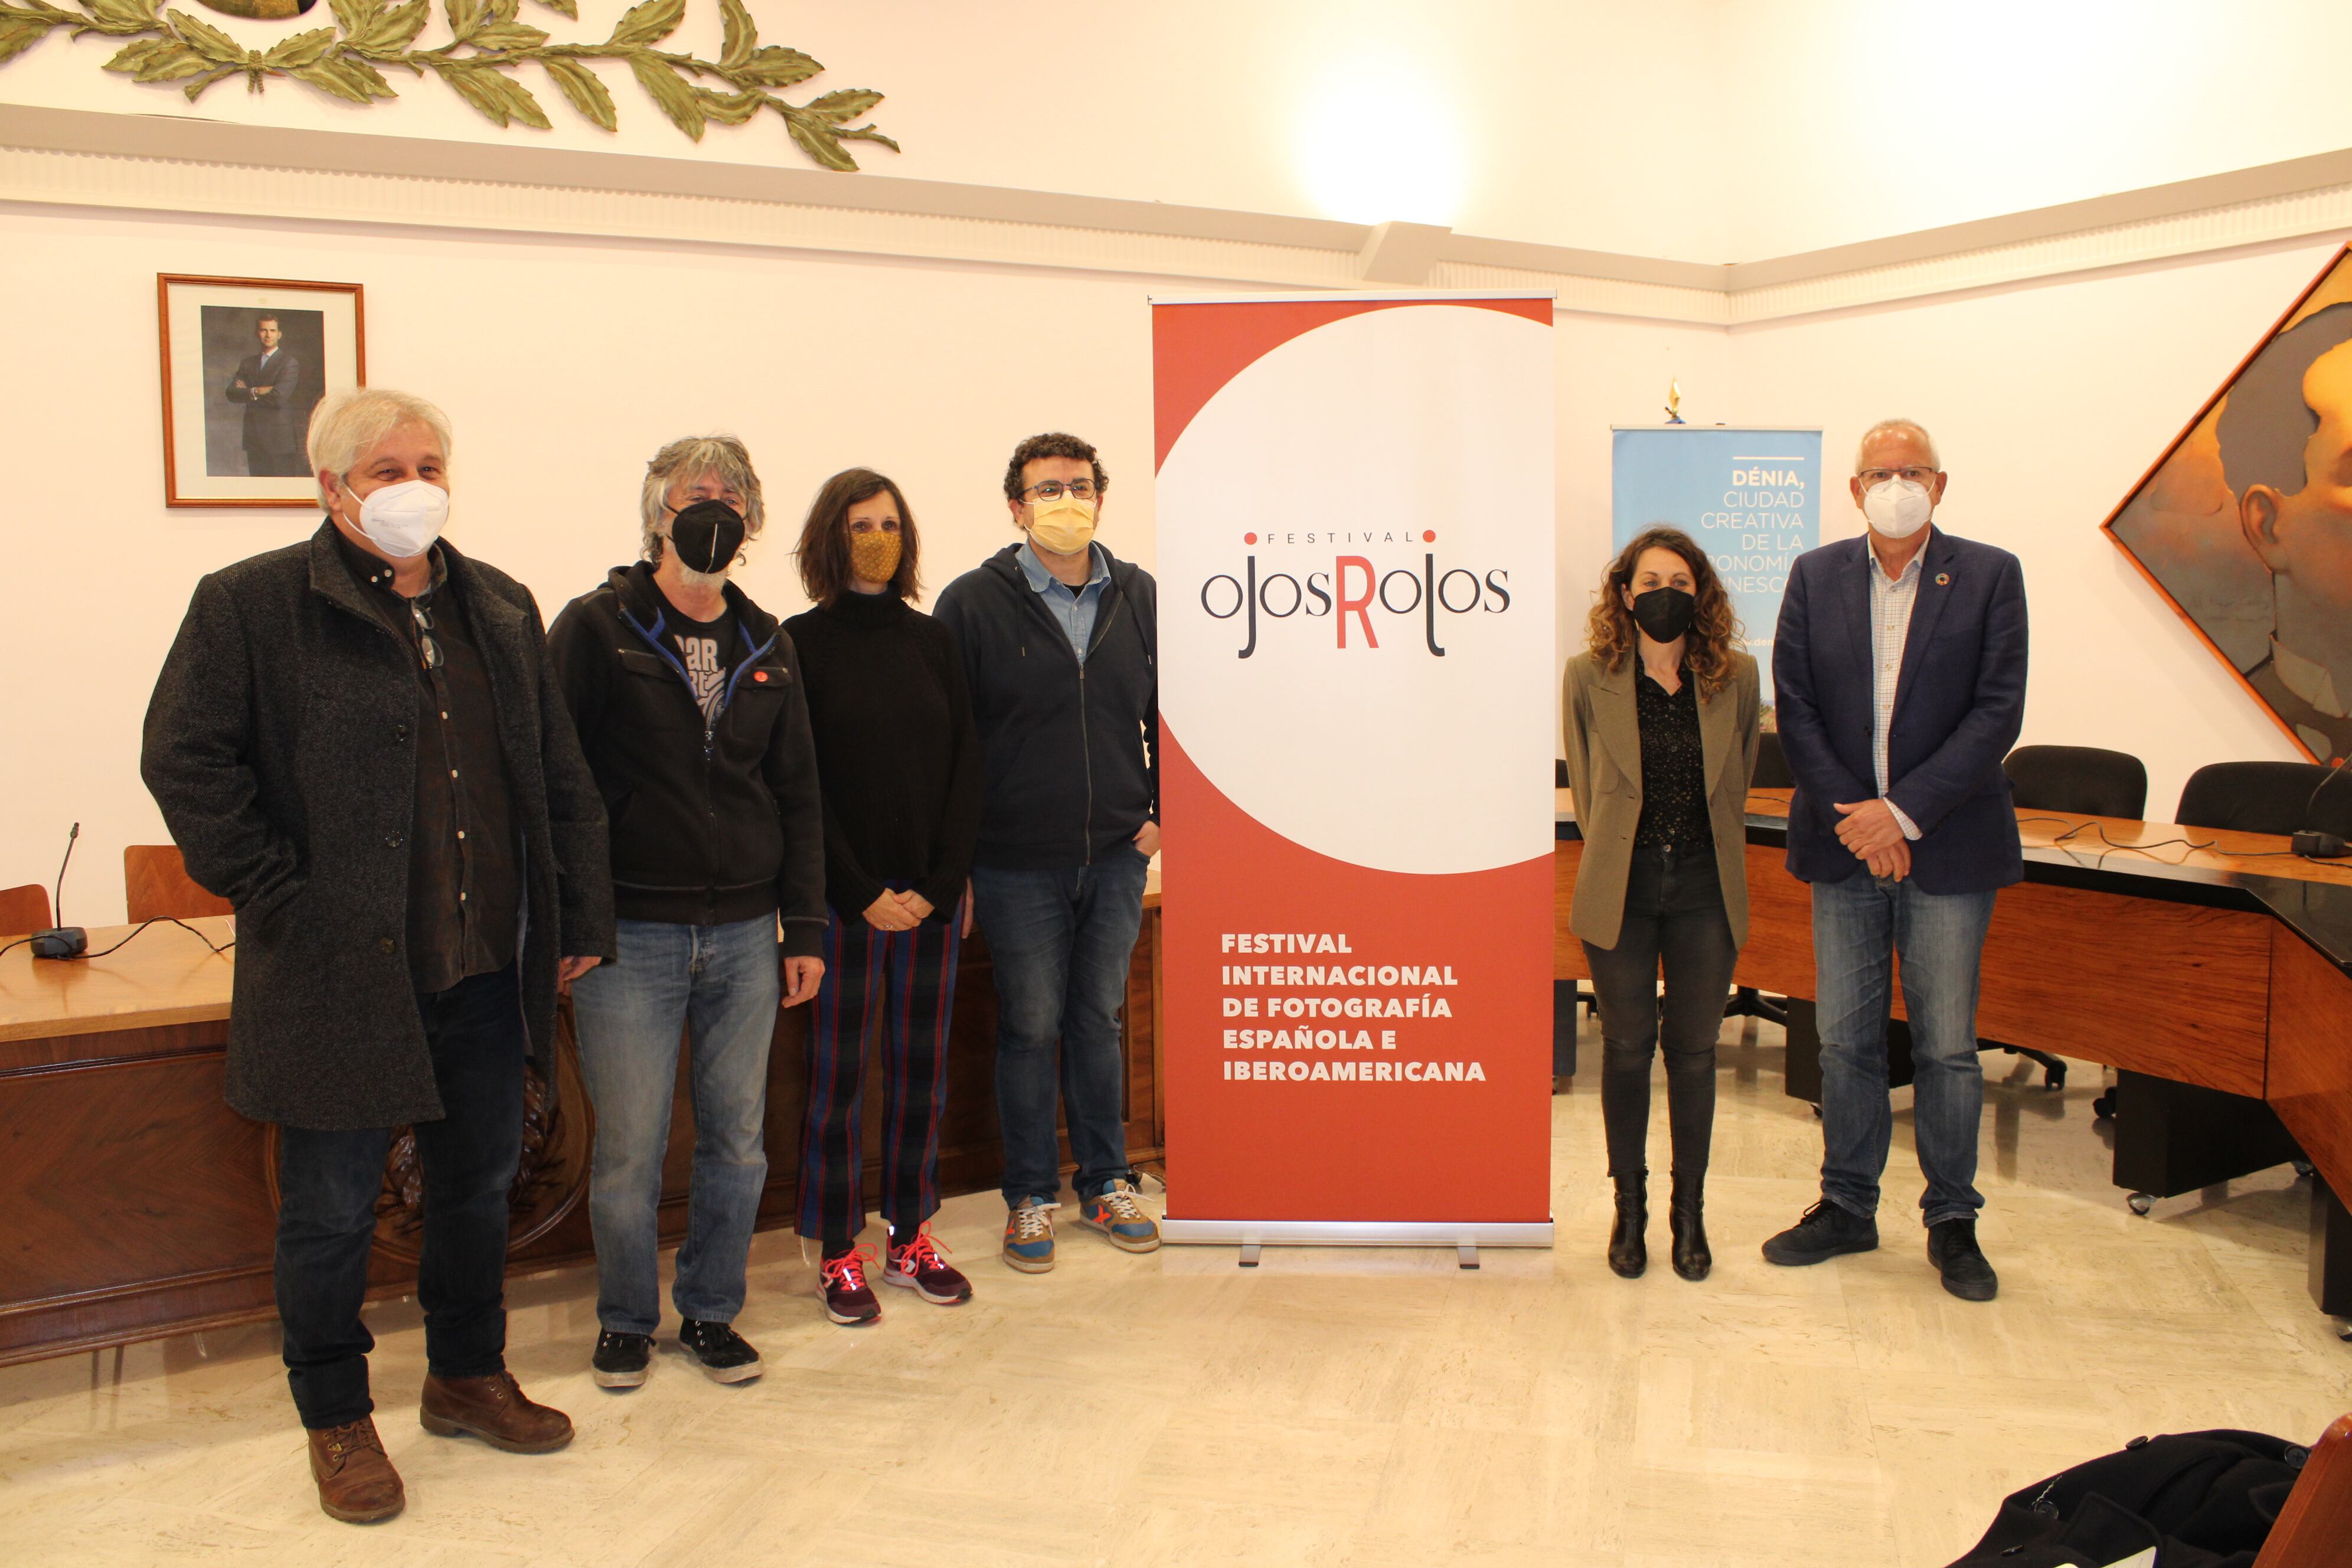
[1862,477,1932,538]
[349,478,450,558]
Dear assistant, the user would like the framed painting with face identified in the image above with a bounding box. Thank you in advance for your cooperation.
[2103,243,2352,766]
[158,275,365,507]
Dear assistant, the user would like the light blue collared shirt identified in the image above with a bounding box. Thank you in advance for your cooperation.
[1017,541,1112,662]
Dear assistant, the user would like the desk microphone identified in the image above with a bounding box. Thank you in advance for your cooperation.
[2294,756,2351,860]
[30,822,87,960]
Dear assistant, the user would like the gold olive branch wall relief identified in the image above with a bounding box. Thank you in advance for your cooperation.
[0,0,898,170]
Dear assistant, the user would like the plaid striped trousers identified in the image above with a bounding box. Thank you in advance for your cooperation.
[796,903,962,1247]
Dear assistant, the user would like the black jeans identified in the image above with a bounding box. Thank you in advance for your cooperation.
[275,964,525,1429]
[1580,844,1737,1181]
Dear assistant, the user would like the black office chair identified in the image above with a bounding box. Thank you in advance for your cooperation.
[1976,746,2153,1091]
[2177,760,2351,838]
[2003,744,2148,821]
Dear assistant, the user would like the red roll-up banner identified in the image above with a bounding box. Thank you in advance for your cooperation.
[1154,293,1557,1249]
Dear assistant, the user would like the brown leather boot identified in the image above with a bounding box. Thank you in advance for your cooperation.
[419,1371,574,1454]
[307,1416,404,1523]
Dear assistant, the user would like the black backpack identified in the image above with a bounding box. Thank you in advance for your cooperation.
[1944,1430,2309,1567]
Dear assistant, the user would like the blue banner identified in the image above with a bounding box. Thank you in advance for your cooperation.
[1611,426,1822,705]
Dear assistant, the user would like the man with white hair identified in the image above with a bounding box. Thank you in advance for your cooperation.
[548,436,826,1390]
[1760,417,2027,1302]
[142,387,615,1524]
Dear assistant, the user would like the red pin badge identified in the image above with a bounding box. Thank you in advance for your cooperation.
[754,671,769,682]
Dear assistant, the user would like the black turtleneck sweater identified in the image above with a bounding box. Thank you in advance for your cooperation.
[782,590,982,922]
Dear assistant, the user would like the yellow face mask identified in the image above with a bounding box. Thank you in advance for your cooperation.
[1026,492,1097,557]
[850,530,901,586]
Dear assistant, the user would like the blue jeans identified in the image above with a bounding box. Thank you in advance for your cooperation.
[971,852,1150,1206]
[1811,873,1998,1228]
[276,964,524,1429]
[571,915,779,1335]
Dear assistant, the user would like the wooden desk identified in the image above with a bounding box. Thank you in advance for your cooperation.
[0,893,1165,1367]
[1554,790,2352,1311]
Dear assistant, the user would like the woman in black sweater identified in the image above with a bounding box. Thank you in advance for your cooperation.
[785,469,983,1325]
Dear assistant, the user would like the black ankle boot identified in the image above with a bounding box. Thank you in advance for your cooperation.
[1607,1173,1648,1278]
[1669,1174,1710,1281]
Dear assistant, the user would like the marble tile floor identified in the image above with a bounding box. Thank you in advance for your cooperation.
[4,1017,2348,1567]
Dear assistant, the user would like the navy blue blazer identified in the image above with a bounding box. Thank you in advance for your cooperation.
[1771,528,2028,893]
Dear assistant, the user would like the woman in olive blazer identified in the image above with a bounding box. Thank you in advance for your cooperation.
[1562,525,1760,1283]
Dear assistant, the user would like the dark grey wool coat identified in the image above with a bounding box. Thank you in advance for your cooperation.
[141,522,616,1132]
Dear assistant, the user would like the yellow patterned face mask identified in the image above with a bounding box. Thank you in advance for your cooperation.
[850,530,902,586]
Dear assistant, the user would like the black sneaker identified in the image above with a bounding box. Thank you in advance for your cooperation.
[1927,1219,1999,1301]
[1760,1200,1879,1266]
[591,1330,652,1390]
[676,1318,763,1384]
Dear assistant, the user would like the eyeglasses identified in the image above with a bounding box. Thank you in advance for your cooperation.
[1858,466,1938,487]
[1022,479,1096,501]
[409,598,443,671]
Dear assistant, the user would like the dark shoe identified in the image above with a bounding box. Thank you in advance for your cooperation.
[677,1318,764,1383]
[1927,1219,2000,1301]
[307,1417,404,1524]
[885,1226,974,1305]
[1668,1175,1711,1282]
[1606,1173,1648,1279]
[592,1329,653,1390]
[418,1371,574,1454]
[1760,1200,1879,1266]
[819,1244,883,1325]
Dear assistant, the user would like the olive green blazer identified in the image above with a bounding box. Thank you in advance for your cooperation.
[1560,648,1761,952]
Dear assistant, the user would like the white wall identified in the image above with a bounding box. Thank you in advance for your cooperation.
[0,0,1737,261]
[1728,239,2335,816]
[1721,0,2352,257]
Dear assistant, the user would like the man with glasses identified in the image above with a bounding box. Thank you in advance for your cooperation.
[935,432,1161,1273]
[143,387,614,1523]
[1760,417,2027,1301]
[548,435,826,1390]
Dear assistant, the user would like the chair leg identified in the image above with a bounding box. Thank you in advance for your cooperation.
[1723,986,1789,1026]
[1979,1041,2067,1091]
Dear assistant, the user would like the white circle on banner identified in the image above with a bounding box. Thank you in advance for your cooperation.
[1158,304,1554,874]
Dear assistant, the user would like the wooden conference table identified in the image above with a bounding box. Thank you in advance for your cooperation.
[1556,788,2352,1314]
[0,880,1165,1367]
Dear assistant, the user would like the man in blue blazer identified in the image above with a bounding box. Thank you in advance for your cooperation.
[1760,418,2027,1301]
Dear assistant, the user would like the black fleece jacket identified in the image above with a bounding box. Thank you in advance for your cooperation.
[932,543,1158,870]
[548,562,827,955]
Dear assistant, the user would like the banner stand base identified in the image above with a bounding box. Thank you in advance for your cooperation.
[1162,1218,1553,1269]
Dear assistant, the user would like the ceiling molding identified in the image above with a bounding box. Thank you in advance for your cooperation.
[3,103,2350,325]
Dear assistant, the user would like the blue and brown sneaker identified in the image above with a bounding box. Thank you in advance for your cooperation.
[1077,1180,1161,1253]
[1002,1197,1059,1273]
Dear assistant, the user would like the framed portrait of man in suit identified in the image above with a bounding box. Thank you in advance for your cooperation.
[158,275,364,508]
[2105,243,2352,766]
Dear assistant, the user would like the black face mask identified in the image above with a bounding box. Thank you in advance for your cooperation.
[668,499,745,574]
[1630,585,1697,643]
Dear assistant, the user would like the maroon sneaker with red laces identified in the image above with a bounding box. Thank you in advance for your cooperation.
[884,1226,974,1305]
[818,1244,881,1326]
